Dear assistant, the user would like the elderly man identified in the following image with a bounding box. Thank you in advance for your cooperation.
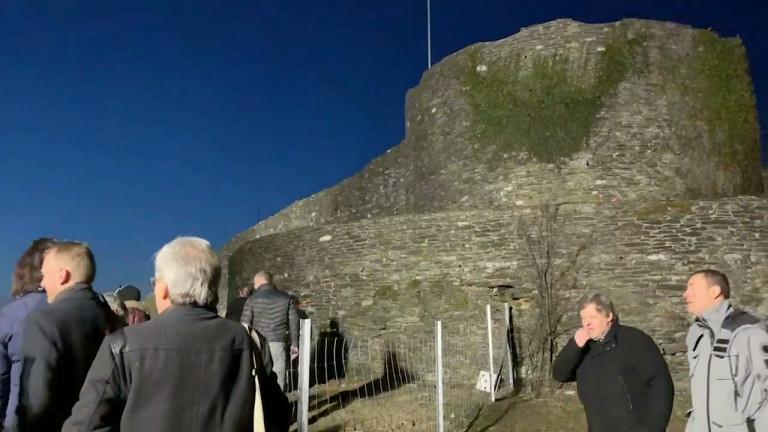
[15,242,122,431]
[241,271,300,391]
[63,236,289,432]
[684,269,768,431]
[553,293,674,432]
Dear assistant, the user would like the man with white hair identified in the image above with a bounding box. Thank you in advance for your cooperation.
[63,236,289,432]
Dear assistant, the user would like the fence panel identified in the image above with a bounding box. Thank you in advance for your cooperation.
[283,303,513,431]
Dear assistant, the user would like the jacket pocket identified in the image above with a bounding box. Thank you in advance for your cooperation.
[710,419,748,431]
[618,375,634,411]
[687,350,701,378]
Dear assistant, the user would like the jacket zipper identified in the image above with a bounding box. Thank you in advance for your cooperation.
[705,326,714,432]
[619,375,634,411]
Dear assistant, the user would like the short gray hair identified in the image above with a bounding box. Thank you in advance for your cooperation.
[579,293,618,321]
[154,236,220,307]
[254,270,273,285]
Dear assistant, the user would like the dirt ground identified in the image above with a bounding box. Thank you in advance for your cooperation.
[466,388,692,432]
[291,381,691,431]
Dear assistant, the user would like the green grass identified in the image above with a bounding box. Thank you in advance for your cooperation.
[663,30,762,197]
[462,23,647,164]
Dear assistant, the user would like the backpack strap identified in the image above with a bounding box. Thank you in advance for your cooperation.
[715,308,765,358]
[107,330,129,401]
[242,323,266,432]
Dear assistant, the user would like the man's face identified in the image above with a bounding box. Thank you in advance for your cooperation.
[580,303,613,340]
[40,250,61,301]
[684,273,721,316]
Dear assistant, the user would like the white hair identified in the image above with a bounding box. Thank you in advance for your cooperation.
[154,236,220,307]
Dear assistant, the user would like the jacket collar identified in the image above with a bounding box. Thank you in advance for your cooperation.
[255,283,276,291]
[696,300,731,335]
[592,322,619,350]
[53,283,97,303]
[156,304,219,321]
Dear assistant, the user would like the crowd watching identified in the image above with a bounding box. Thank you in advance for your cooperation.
[1,237,289,432]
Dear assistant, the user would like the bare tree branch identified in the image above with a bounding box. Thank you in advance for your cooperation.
[515,203,592,395]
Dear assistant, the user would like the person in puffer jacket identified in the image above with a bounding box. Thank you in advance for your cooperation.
[241,271,299,391]
[0,238,57,430]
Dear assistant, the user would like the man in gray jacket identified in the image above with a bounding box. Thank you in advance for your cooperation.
[684,269,768,432]
[241,271,299,391]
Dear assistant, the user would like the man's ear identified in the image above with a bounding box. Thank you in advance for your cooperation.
[157,280,170,301]
[709,284,723,299]
[59,267,71,286]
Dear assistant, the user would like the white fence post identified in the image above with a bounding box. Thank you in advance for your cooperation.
[435,321,444,432]
[298,319,311,432]
[505,303,515,393]
[486,304,495,402]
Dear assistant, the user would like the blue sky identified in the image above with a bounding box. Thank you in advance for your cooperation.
[1,0,766,297]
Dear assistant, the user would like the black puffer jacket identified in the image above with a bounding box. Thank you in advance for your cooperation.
[240,284,299,345]
[552,323,674,432]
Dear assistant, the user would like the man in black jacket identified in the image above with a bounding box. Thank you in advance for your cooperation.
[225,284,254,322]
[241,271,299,391]
[62,236,289,432]
[552,293,674,432]
[14,241,120,431]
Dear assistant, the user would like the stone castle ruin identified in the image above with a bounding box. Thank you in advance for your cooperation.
[219,18,767,390]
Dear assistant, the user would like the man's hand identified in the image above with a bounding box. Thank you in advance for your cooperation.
[290,346,299,360]
[574,327,590,347]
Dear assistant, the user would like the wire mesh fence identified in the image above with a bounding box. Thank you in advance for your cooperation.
[284,303,516,432]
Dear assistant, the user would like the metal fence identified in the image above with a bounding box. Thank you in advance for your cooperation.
[282,303,515,432]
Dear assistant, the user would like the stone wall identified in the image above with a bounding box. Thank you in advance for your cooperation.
[227,197,768,383]
[764,167,768,193]
[220,18,763,303]
[220,18,766,390]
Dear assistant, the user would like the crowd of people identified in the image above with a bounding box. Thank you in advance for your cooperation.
[1,235,767,432]
[0,236,290,431]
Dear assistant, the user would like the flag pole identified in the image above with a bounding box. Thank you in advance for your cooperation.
[427,0,432,69]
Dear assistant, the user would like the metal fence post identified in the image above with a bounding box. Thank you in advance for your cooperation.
[435,321,444,432]
[298,319,311,432]
[505,302,515,393]
[486,304,495,402]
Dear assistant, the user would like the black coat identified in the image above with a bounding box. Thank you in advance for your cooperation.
[225,296,247,322]
[552,323,674,432]
[14,284,119,431]
[62,305,290,432]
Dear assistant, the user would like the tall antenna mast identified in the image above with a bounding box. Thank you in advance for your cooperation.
[427,0,432,69]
